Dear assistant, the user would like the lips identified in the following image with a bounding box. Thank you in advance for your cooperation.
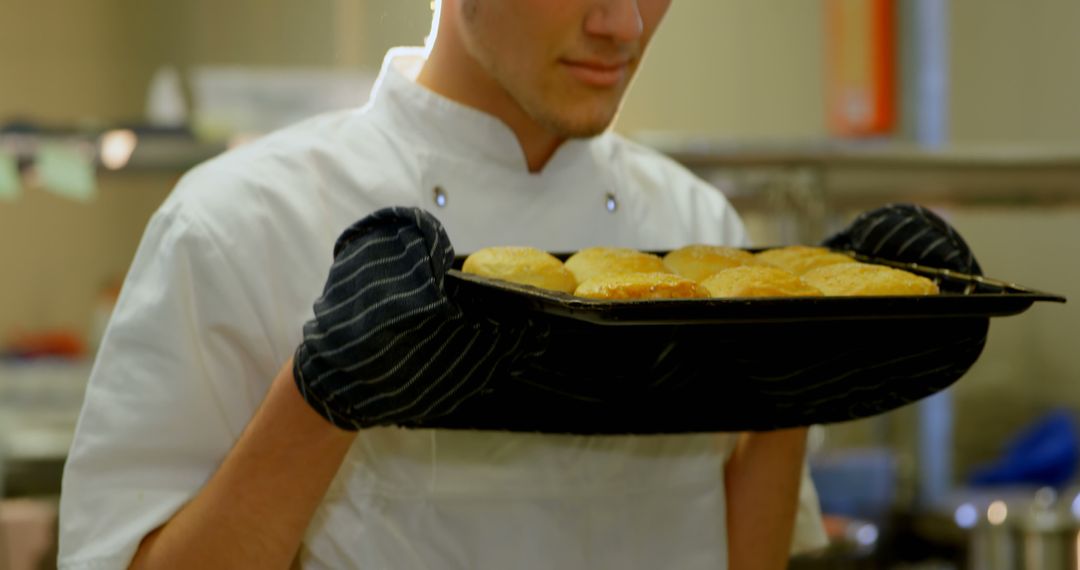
[560,58,631,88]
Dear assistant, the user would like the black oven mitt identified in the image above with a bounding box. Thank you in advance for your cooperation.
[822,203,982,275]
[292,207,546,430]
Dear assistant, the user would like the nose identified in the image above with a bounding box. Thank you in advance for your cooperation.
[584,0,644,44]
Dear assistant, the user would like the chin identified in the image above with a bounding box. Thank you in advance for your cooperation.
[540,105,620,138]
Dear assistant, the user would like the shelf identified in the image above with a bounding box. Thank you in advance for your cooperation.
[0,131,226,173]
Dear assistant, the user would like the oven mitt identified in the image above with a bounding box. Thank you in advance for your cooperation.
[293,207,544,430]
[822,203,982,275]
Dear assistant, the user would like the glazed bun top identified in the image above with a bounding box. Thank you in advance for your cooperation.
[756,246,855,276]
[662,244,759,282]
[563,247,668,284]
[701,266,824,298]
[801,263,940,296]
[462,246,578,294]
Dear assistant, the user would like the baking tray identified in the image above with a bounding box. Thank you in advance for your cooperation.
[404,251,1066,434]
[445,251,1065,326]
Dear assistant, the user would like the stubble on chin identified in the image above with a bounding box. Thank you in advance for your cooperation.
[523,78,622,139]
[531,102,616,139]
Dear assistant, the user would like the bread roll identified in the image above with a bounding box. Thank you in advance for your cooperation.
[756,246,854,275]
[574,272,708,300]
[701,266,823,298]
[662,245,758,281]
[462,246,577,294]
[563,247,668,284]
[802,263,940,296]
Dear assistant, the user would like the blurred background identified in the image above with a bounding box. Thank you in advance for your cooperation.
[1,1,1079,568]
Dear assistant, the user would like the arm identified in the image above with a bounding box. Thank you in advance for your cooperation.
[129,359,356,570]
[126,207,527,568]
[724,427,808,570]
[129,207,526,567]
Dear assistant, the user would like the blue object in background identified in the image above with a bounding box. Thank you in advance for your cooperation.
[968,410,1080,488]
[811,448,897,520]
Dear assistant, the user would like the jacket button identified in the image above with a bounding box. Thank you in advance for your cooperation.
[433,186,448,208]
[605,192,617,213]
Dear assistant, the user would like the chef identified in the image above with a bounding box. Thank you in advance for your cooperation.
[59,1,827,568]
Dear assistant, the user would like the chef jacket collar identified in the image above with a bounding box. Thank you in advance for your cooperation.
[368,47,594,175]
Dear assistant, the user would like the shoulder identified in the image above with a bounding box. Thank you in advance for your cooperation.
[159,107,424,252]
[169,109,410,216]
[601,134,707,193]
[600,133,749,246]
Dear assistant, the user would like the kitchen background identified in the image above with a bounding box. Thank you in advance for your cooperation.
[2,1,1079,568]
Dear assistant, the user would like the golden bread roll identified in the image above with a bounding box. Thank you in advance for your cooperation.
[563,247,668,284]
[755,245,829,265]
[755,245,854,275]
[802,263,940,296]
[574,272,708,300]
[462,246,578,293]
[701,266,823,298]
[662,244,758,281]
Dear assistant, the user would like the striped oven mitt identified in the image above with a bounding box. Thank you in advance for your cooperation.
[822,203,982,274]
[293,207,542,430]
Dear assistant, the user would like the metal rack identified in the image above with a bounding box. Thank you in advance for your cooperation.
[656,140,1080,244]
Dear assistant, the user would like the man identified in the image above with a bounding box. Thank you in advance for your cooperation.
[59,1,827,568]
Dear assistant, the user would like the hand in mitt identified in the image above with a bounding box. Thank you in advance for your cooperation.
[293,207,542,430]
[822,203,981,275]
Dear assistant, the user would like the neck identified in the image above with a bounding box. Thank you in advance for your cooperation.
[417,25,564,173]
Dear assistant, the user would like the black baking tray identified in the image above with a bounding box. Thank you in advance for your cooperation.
[445,251,1065,325]
[404,251,1066,434]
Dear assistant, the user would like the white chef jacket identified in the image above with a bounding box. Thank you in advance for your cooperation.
[59,48,827,570]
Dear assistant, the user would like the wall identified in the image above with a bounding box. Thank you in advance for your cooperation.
[0,1,342,342]
[0,0,153,124]
[356,0,433,67]
[0,0,339,125]
[0,173,176,344]
[950,0,1080,144]
[617,0,828,140]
